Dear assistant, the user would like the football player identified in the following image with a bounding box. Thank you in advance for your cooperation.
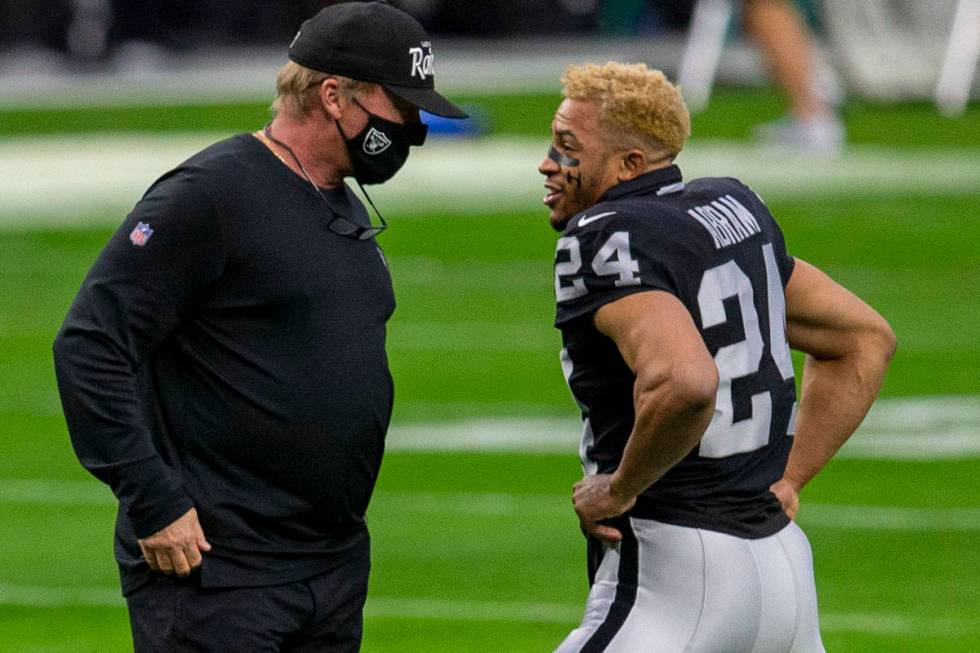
[540,62,895,652]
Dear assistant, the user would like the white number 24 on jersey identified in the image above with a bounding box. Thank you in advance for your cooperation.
[556,234,793,459]
[697,243,795,458]
[554,232,641,302]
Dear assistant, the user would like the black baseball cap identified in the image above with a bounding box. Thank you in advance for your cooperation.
[288,1,468,119]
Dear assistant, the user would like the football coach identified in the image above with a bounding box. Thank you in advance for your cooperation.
[52,2,466,651]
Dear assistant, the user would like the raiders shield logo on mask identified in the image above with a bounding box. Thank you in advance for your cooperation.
[362,128,392,155]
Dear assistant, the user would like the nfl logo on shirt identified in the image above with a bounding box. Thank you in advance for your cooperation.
[129,222,153,247]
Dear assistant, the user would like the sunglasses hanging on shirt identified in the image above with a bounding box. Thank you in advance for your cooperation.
[263,124,389,241]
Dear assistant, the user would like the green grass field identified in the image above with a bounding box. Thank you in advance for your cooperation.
[1,88,978,651]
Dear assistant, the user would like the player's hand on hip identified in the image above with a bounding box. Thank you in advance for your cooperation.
[572,474,637,543]
[138,507,212,577]
[769,478,800,520]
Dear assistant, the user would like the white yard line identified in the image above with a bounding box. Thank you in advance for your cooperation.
[797,503,980,531]
[0,399,977,509]
[0,478,113,506]
[392,395,980,459]
[0,584,121,608]
[0,37,694,107]
[3,485,979,532]
[0,584,973,635]
[0,36,769,108]
[369,492,980,531]
[1,135,978,227]
[11,395,979,454]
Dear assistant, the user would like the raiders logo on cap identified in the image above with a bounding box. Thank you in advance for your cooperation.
[287,1,467,119]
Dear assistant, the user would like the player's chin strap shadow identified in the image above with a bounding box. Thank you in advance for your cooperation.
[548,146,582,188]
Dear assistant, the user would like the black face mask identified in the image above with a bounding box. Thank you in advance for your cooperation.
[337,99,428,185]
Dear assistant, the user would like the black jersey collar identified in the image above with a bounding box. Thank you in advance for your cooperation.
[600,164,683,202]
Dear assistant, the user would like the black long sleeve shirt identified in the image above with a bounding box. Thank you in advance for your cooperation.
[53,134,395,593]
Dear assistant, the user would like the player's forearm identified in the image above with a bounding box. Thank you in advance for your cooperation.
[785,344,894,490]
[610,373,716,499]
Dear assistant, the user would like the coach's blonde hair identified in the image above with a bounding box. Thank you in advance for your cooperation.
[271,61,374,117]
[562,62,691,158]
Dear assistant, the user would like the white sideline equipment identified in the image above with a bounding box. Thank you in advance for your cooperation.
[823,0,979,114]
[677,0,978,115]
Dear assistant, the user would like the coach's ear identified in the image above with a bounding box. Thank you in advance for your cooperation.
[318,78,345,120]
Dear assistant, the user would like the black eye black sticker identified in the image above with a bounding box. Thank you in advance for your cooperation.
[548,145,580,168]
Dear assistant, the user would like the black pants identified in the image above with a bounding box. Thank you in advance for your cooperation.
[126,546,370,653]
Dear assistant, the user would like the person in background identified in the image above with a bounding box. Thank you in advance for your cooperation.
[743,0,845,155]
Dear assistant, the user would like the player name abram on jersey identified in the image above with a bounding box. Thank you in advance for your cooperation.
[686,194,762,250]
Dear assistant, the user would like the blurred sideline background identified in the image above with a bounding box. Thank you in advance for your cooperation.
[1,1,978,651]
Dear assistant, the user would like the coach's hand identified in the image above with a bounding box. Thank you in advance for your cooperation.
[769,478,800,520]
[138,508,212,577]
[572,474,637,543]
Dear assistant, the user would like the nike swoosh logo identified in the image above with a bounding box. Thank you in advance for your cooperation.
[578,211,617,227]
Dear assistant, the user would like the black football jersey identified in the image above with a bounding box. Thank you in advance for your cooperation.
[554,165,797,538]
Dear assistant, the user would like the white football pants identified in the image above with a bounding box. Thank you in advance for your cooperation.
[555,518,825,653]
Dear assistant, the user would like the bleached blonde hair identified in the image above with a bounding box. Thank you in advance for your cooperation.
[271,61,374,117]
[561,62,691,158]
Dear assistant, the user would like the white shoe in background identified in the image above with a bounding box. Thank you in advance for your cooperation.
[753,113,846,157]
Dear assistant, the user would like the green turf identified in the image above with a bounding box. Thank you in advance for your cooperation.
[1,86,978,649]
[0,608,133,653]
[2,187,979,650]
[4,191,976,456]
[3,87,979,149]
[4,456,977,651]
